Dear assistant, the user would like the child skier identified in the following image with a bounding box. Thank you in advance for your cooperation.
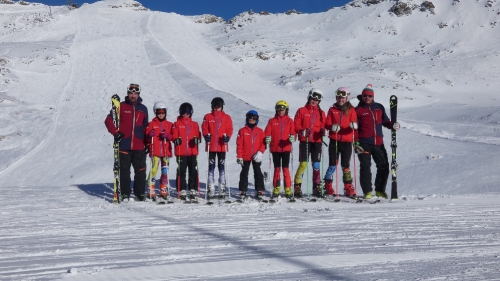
[145,101,173,201]
[324,87,358,197]
[236,110,266,200]
[172,102,202,201]
[264,100,295,199]
[293,89,326,198]
[201,97,234,199]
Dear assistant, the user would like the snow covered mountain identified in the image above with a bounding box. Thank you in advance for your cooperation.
[0,0,499,280]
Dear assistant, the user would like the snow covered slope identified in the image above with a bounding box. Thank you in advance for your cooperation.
[0,0,500,280]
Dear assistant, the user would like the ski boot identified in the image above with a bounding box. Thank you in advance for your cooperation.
[272,186,280,199]
[324,180,335,196]
[293,183,303,198]
[121,194,130,202]
[375,191,388,199]
[237,191,247,203]
[136,194,146,202]
[159,184,168,200]
[344,183,357,198]
[219,182,226,199]
[180,190,187,201]
[284,187,293,199]
[207,184,215,199]
[342,168,352,182]
[189,189,198,202]
[312,183,324,198]
[364,191,373,199]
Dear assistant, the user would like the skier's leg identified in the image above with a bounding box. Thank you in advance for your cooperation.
[358,144,373,196]
[253,161,264,192]
[131,150,147,199]
[159,157,169,197]
[373,144,390,195]
[239,161,250,193]
[119,150,132,198]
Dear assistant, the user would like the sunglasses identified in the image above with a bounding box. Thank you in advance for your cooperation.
[275,105,286,111]
[156,109,166,115]
[127,84,141,93]
[362,94,373,98]
[336,90,349,98]
[310,92,322,101]
[246,113,259,120]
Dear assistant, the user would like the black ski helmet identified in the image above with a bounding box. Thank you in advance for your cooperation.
[211,97,224,110]
[179,102,193,117]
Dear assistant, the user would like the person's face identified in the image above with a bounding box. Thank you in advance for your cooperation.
[309,98,320,106]
[336,95,347,106]
[278,109,286,116]
[182,113,190,118]
[156,110,166,119]
[248,118,256,124]
[213,105,222,112]
[127,91,139,103]
[362,94,374,104]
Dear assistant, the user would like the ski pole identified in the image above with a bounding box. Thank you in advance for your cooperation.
[306,135,310,199]
[291,139,294,200]
[224,134,231,199]
[149,137,155,198]
[352,132,357,198]
[177,142,181,199]
[321,135,325,197]
[197,156,201,198]
[335,131,339,199]
[206,134,210,201]
[268,148,272,192]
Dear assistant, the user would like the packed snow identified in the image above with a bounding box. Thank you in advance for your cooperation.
[0,0,499,280]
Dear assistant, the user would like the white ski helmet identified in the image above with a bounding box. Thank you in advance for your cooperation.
[153,101,167,113]
[308,88,323,102]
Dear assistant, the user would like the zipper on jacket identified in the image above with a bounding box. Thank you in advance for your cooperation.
[132,104,136,150]
[368,106,377,146]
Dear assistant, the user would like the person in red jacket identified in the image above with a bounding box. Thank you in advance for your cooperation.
[354,84,399,199]
[293,89,327,198]
[104,83,148,201]
[144,101,173,201]
[171,102,202,201]
[324,87,358,198]
[264,100,295,199]
[236,110,266,200]
[201,97,233,199]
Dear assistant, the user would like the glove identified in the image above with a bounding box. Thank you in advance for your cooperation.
[350,122,358,130]
[301,128,310,137]
[204,134,211,143]
[265,136,271,144]
[288,135,295,142]
[144,146,150,154]
[354,142,364,154]
[160,131,171,140]
[320,128,327,136]
[148,130,156,137]
[193,137,201,145]
[252,151,263,162]
[223,135,230,143]
[173,138,182,146]
[393,122,400,131]
[237,158,244,166]
[331,124,340,132]
[114,132,124,142]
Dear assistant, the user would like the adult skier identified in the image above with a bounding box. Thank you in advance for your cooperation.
[354,84,399,199]
[201,97,233,199]
[104,83,149,201]
[324,87,357,197]
[145,101,173,200]
[172,102,202,201]
[293,89,326,198]
[236,110,266,200]
[264,100,295,199]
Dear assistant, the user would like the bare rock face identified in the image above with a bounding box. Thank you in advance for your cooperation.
[390,2,418,17]
[420,1,436,14]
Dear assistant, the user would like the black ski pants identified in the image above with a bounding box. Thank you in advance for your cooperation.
[357,143,389,195]
[176,155,199,193]
[239,160,264,192]
[328,140,352,168]
[119,149,147,198]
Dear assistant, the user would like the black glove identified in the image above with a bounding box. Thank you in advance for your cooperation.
[144,146,150,154]
[204,134,211,143]
[223,135,230,143]
[193,137,201,145]
[114,132,124,142]
[174,138,182,146]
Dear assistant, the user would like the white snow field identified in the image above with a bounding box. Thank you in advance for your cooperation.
[1,0,500,280]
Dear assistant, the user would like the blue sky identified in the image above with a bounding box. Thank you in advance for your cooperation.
[36,0,351,20]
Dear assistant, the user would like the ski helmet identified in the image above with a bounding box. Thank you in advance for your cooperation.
[275,100,289,115]
[336,87,350,98]
[153,101,167,112]
[308,88,323,102]
[127,83,141,94]
[245,110,259,125]
[211,97,225,110]
[179,102,193,117]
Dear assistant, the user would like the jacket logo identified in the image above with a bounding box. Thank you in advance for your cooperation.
[124,110,131,113]
[362,113,370,116]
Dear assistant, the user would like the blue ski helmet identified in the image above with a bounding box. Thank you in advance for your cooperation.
[245,110,259,125]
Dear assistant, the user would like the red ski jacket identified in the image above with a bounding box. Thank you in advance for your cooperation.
[293,104,326,143]
[201,110,233,152]
[354,99,391,146]
[145,117,173,158]
[325,104,357,143]
[236,125,266,161]
[171,116,202,156]
[104,96,148,151]
[264,115,295,153]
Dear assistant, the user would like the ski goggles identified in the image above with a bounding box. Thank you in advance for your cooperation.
[275,105,287,111]
[246,113,259,120]
[180,109,192,115]
[310,92,322,101]
[336,90,349,98]
[127,84,141,93]
[155,109,166,115]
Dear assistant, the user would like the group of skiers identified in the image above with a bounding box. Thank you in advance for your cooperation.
[105,83,400,202]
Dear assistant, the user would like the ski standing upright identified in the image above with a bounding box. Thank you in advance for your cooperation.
[111,94,121,204]
[390,95,398,200]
